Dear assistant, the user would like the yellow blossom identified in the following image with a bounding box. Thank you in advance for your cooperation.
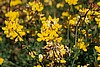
[39,54,43,62]
[57,37,62,43]
[97,2,100,6]
[2,20,25,42]
[29,51,36,58]
[69,18,77,25]
[5,11,19,21]
[37,16,62,42]
[56,3,64,8]
[76,38,89,52]
[95,46,100,53]
[0,57,4,65]
[75,5,82,10]
[81,29,86,34]
[10,0,22,6]
[60,59,66,63]
[97,54,100,60]
[2,11,25,42]
[34,65,42,67]
[29,1,43,12]
[62,11,69,17]
[65,0,78,5]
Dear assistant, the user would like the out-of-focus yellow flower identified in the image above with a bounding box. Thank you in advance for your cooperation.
[60,59,66,63]
[75,5,82,10]
[56,3,64,8]
[95,46,100,53]
[95,18,100,27]
[29,1,43,12]
[69,19,76,25]
[97,2,100,6]
[29,51,36,58]
[44,0,49,3]
[39,54,43,62]
[0,57,4,65]
[97,54,100,60]
[65,0,78,5]
[10,0,22,6]
[34,65,42,67]
[77,65,81,67]
[44,0,54,6]
[79,8,89,14]
[62,11,69,17]
[77,64,89,67]
[81,29,86,35]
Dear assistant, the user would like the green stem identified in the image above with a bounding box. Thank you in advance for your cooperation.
[67,23,70,45]
[93,49,98,67]
[71,50,80,67]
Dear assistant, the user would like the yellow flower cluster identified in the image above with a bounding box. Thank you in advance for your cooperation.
[79,8,100,27]
[76,38,89,52]
[37,16,62,42]
[29,1,43,12]
[43,41,66,65]
[66,14,79,26]
[44,42,66,59]
[65,0,78,5]
[10,0,22,6]
[36,16,66,66]
[2,11,25,42]
[95,46,100,60]
[95,12,100,27]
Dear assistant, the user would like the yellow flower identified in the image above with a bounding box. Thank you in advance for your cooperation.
[57,37,62,43]
[65,0,78,5]
[56,3,64,8]
[29,1,43,12]
[97,2,100,6]
[39,54,43,62]
[97,54,100,60]
[81,29,86,35]
[76,38,89,52]
[5,11,19,21]
[62,11,69,17]
[69,19,76,26]
[2,11,25,42]
[75,5,82,10]
[77,65,80,67]
[0,57,4,65]
[95,46,100,53]
[29,51,36,58]
[37,65,42,67]
[60,59,66,63]
[37,16,62,42]
[79,42,87,52]
[10,0,22,6]
[34,65,42,67]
